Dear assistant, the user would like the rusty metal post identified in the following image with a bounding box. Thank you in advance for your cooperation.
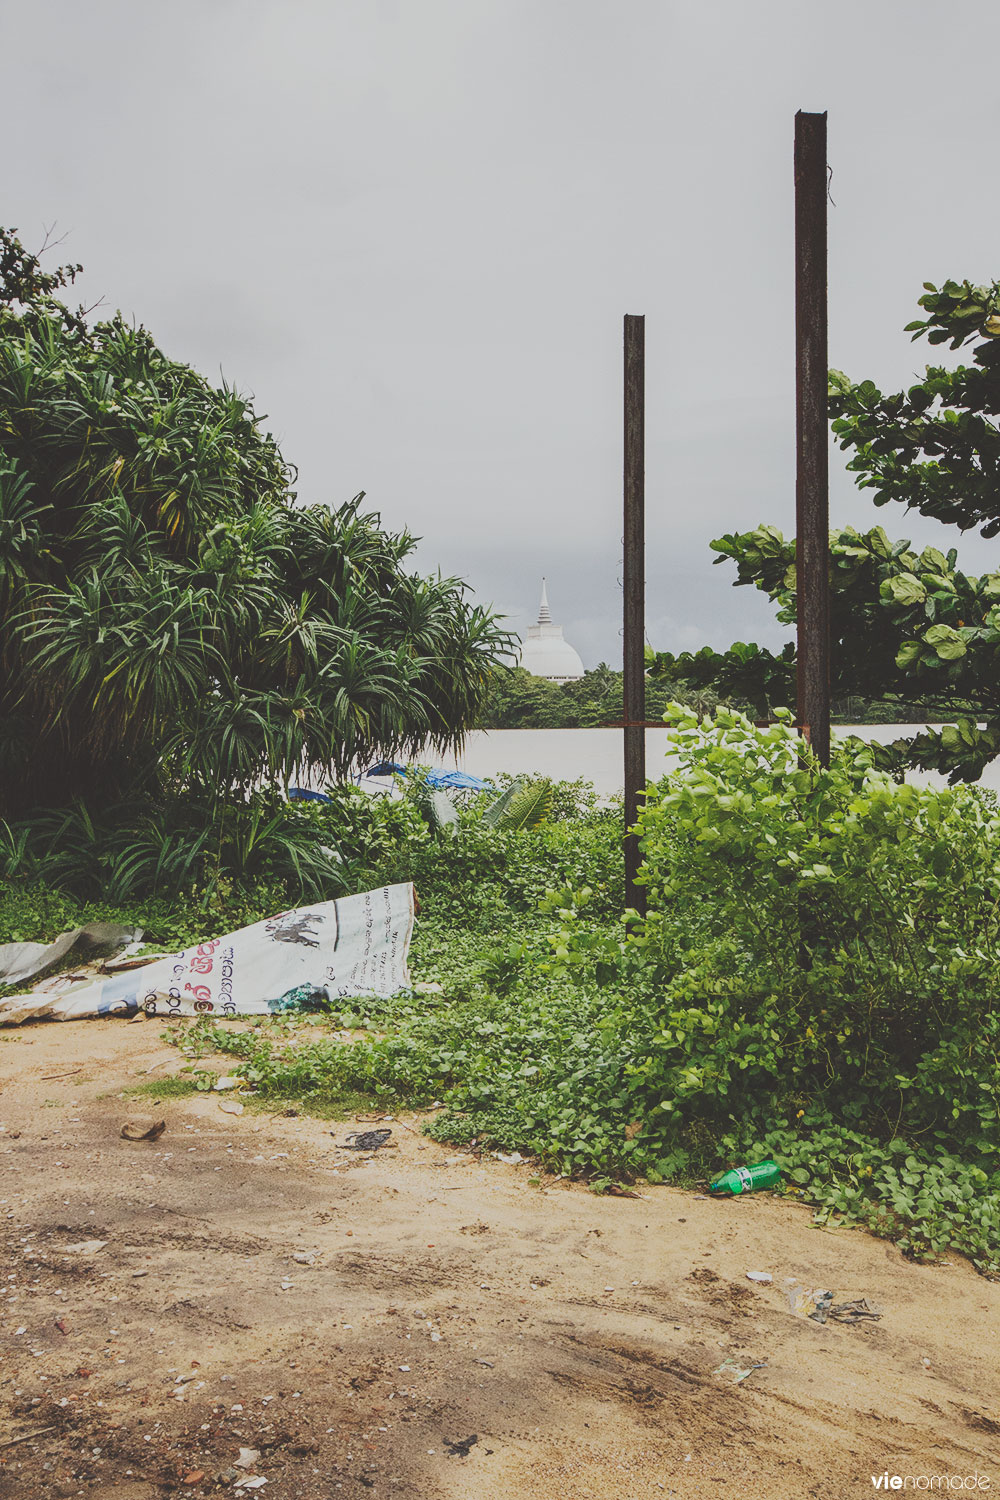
[794,110,831,767]
[623,314,647,915]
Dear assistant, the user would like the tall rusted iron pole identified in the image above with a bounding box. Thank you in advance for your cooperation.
[794,110,831,767]
[623,314,647,915]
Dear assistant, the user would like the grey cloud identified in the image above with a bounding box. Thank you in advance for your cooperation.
[4,0,1000,668]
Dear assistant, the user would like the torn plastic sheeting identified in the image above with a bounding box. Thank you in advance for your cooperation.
[713,1357,767,1385]
[0,884,415,1025]
[784,1280,835,1322]
[0,922,143,989]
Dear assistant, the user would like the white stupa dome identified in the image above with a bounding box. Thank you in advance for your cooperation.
[517,578,585,683]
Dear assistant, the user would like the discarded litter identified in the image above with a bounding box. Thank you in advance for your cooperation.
[338,1128,392,1151]
[0,885,415,1024]
[783,1279,881,1325]
[218,1099,245,1116]
[495,1151,524,1165]
[709,1160,782,1195]
[121,1119,166,1142]
[713,1357,768,1385]
[444,1434,478,1457]
[784,1280,835,1322]
[64,1240,107,1256]
[234,1479,268,1492]
[828,1297,881,1325]
[0,922,142,989]
[746,1271,773,1284]
[235,1448,261,1469]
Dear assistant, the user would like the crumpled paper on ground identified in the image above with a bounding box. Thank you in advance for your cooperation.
[0,922,142,989]
[0,884,414,1024]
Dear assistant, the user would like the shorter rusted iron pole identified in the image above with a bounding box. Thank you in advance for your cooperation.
[623,314,647,915]
[794,109,831,766]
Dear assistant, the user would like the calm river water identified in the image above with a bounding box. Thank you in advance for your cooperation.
[416,726,1000,798]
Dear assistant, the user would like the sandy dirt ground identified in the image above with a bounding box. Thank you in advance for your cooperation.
[0,1017,998,1500]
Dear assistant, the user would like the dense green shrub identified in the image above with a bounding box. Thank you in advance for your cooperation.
[628,706,1000,1146]
[0,227,512,816]
[186,711,1000,1268]
[0,794,349,904]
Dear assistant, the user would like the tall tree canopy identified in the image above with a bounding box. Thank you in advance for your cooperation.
[650,279,1000,781]
[0,229,513,815]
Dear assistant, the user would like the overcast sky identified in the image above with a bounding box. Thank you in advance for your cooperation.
[5,0,1000,666]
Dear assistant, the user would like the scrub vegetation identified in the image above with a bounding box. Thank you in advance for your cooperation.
[3,238,998,1274]
[5,715,1000,1274]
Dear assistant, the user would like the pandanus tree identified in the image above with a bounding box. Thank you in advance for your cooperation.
[649,279,1000,782]
[0,228,514,819]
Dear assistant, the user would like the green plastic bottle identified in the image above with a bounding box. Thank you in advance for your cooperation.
[709,1160,781,1195]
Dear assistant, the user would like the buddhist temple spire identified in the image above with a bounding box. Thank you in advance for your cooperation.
[517,576,585,682]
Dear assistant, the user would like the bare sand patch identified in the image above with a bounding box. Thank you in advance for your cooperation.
[0,1019,997,1498]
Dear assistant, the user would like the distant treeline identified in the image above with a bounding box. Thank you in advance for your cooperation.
[475,666,726,729]
[475,666,945,730]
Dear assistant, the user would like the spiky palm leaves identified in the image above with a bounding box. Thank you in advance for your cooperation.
[0,233,514,817]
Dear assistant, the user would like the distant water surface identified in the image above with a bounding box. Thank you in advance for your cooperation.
[418,726,1000,799]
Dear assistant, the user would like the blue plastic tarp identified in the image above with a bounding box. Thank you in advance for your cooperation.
[363,762,491,791]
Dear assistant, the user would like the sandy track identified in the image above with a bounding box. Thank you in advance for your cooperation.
[0,1019,997,1499]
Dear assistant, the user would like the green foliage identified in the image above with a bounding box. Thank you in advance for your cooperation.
[831,278,1000,536]
[60,719,989,1272]
[650,518,1000,778]
[375,809,623,930]
[0,876,291,961]
[751,1125,1000,1267]
[649,637,797,721]
[475,663,732,729]
[0,226,513,817]
[538,709,1000,1266]
[0,793,349,904]
[633,708,1000,1092]
[491,778,554,830]
[652,279,1000,779]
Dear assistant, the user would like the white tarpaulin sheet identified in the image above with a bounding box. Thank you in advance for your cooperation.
[0,884,415,1025]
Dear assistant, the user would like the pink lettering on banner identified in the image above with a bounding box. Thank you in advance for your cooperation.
[189,938,220,976]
